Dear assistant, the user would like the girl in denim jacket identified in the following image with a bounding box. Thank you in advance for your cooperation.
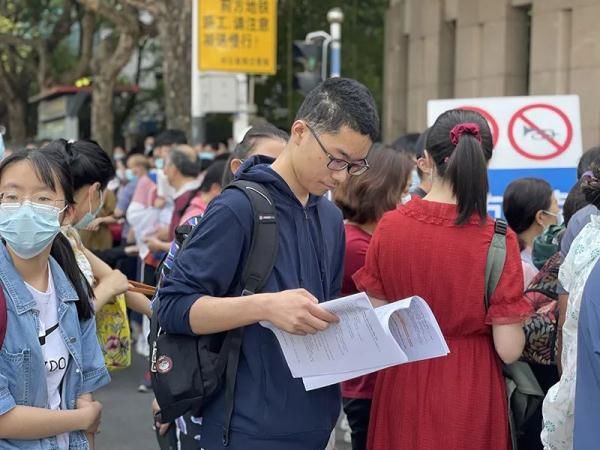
[0,147,110,449]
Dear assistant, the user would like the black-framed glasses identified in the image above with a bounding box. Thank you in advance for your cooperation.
[305,124,369,176]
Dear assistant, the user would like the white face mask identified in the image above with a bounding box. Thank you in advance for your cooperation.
[542,210,564,228]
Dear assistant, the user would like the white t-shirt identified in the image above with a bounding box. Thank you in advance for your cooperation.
[156,169,176,201]
[25,265,70,450]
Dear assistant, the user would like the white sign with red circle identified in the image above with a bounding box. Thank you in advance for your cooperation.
[508,103,572,161]
[427,95,582,170]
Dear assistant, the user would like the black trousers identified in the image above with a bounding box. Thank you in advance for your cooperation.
[343,398,372,450]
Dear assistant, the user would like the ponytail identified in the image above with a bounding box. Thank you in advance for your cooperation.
[51,233,94,320]
[426,109,494,225]
[445,134,489,225]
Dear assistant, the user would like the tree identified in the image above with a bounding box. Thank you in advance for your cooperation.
[121,0,192,135]
[257,0,388,130]
[76,0,141,152]
[0,0,80,141]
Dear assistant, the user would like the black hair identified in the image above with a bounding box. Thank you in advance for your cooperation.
[502,178,553,234]
[154,129,188,147]
[43,139,116,191]
[200,160,227,192]
[222,124,289,186]
[557,147,600,223]
[169,148,202,178]
[563,178,590,225]
[581,164,600,209]
[214,152,231,162]
[389,133,421,158]
[231,124,288,160]
[577,147,600,179]
[426,109,494,225]
[0,148,94,320]
[294,77,380,142]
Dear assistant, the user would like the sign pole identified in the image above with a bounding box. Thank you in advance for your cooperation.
[191,0,206,144]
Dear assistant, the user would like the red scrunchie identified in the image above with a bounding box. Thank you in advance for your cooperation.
[450,123,481,146]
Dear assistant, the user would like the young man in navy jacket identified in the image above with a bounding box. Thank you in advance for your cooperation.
[157,77,379,449]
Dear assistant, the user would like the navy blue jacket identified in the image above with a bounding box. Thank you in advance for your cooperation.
[157,156,345,449]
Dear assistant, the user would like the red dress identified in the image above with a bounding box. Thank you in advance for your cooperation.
[353,198,532,450]
[341,223,376,399]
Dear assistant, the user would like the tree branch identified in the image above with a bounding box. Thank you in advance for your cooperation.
[46,0,75,51]
[60,9,96,83]
[95,30,137,81]
[0,33,40,49]
[77,0,139,32]
[120,0,165,17]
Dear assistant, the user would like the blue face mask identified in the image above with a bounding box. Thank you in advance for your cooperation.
[75,189,104,230]
[155,158,164,170]
[0,201,65,259]
[125,169,137,182]
[199,152,215,161]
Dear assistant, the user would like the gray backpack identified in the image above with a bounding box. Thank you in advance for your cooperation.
[484,218,544,450]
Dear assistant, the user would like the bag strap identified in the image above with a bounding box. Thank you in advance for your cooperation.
[484,218,508,311]
[0,286,6,349]
[229,180,279,295]
[220,179,278,446]
[176,187,202,219]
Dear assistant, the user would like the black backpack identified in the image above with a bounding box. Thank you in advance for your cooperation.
[149,180,278,446]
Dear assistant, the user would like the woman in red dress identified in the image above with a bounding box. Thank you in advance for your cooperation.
[334,145,413,450]
[354,109,532,450]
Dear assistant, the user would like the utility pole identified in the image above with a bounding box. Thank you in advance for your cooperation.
[327,8,344,78]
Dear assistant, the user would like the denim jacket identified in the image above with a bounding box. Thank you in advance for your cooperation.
[0,245,110,449]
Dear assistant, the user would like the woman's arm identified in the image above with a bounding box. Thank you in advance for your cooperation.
[492,322,526,364]
[0,403,101,440]
[84,246,151,315]
[125,291,152,317]
[83,248,129,309]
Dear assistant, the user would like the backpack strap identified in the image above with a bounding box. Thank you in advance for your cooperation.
[0,286,5,349]
[219,179,278,446]
[230,180,279,295]
[484,218,508,311]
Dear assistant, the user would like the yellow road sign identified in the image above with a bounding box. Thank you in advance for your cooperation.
[198,0,277,75]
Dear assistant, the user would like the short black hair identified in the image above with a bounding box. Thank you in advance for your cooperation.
[231,124,289,160]
[200,160,227,192]
[154,129,188,147]
[390,133,421,158]
[169,148,202,178]
[295,77,379,142]
[503,177,553,234]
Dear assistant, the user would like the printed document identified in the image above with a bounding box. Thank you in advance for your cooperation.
[260,292,449,391]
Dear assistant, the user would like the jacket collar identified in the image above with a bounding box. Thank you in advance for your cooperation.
[0,245,79,315]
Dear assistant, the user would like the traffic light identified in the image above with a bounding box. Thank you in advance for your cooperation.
[293,40,324,96]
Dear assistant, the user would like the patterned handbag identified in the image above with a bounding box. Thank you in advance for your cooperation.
[522,252,562,365]
[96,293,132,371]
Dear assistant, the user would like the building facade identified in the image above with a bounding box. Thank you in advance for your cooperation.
[383,0,600,150]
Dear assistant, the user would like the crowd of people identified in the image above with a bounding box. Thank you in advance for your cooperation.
[0,76,598,450]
